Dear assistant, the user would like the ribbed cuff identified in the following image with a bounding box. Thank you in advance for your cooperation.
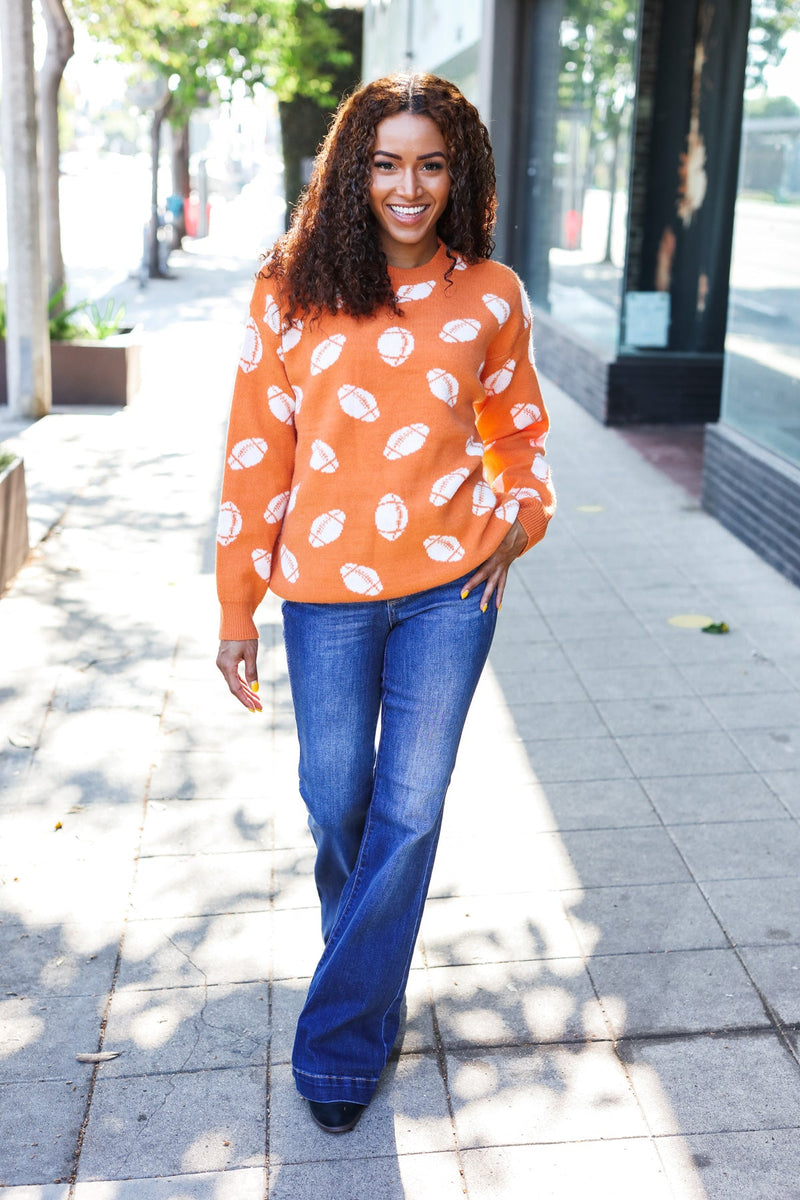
[518,501,550,552]
[219,602,260,641]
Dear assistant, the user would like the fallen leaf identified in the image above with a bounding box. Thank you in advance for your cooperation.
[76,1051,122,1063]
[54,821,63,831]
[702,621,729,635]
[8,731,33,749]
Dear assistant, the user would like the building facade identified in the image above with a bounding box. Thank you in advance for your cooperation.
[363,0,800,587]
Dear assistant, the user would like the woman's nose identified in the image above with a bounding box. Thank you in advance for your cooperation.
[396,167,421,197]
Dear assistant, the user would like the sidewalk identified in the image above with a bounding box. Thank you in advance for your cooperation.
[2,235,800,1200]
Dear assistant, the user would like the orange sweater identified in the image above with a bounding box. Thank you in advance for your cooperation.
[217,243,555,639]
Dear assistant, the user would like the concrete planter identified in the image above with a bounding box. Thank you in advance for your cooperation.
[0,326,142,408]
[0,455,29,594]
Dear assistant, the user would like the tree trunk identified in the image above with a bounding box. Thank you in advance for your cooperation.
[38,0,74,312]
[148,95,171,278]
[169,119,190,249]
[0,0,52,417]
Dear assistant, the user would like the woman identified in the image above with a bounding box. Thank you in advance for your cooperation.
[216,73,555,1134]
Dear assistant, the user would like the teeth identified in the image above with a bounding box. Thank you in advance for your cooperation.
[390,205,426,215]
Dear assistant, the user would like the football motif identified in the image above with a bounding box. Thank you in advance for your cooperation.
[511,401,542,430]
[519,279,532,328]
[532,455,550,482]
[378,326,415,366]
[424,534,465,563]
[239,318,262,374]
[288,484,300,512]
[452,254,468,271]
[395,280,435,302]
[251,549,272,580]
[427,368,459,407]
[228,437,267,471]
[483,293,510,326]
[338,384,380,422]
[484,359,516,397]
[465,435,484,457]
[383,423,430,460]
[280,545,300,583]
[429,467,469,506]
[310,439,339,473]
[375,493,408,541]
[340,562,383,596]
[494,498,520,524]
[528,333,536,366]
[510,486,539,501]
[472,481,497,515]
[281,321,303,355]
[440,318,481,343]
[263,294,281,334]
[217,501,242,546]
[309,508,346,547]
[263,490,289,524]
[310,334,346,375]
[292,386,303,416]
[268,385,296,425]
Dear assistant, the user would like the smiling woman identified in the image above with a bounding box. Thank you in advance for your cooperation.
[368,112,451,267]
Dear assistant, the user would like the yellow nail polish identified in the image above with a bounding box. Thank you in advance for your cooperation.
[460,589,469,600]
[251,681,259,693]
[481,602,488,613]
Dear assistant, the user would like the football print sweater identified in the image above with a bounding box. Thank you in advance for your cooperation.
[217,242,555,639]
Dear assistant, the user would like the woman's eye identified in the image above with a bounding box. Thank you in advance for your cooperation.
[374,161,395,171]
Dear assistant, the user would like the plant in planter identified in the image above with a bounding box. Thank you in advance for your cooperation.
[0,444,29,593]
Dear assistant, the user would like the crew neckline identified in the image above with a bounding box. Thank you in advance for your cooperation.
[386,241,452,281]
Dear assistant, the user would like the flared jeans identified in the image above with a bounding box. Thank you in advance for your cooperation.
[282,570,498,1105]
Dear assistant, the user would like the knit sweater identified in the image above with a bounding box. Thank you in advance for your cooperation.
[217,242,555,639]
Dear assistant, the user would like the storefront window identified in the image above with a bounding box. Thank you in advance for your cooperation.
[547,0,639,355]
[720,4,800,466]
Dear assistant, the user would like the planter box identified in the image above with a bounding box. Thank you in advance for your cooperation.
[0,456,29,594]
[0,327,142,408]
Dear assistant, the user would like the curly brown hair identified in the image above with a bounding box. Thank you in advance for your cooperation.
[263,73,497,322]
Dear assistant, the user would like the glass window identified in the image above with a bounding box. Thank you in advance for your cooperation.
[721,3,800,466]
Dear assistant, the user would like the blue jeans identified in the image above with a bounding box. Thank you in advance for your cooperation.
[282,571,497,1105]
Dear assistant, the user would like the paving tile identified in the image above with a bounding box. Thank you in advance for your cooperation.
[542,611,648,642]
[491,668,588,704]
[732,726,800,772]
[129,851,272,919]
[117,912,271,990]
[428,958,607,1046]
[99,982,270,1076]
[667,819,800,881]
[488,639,572,674]
[642,773,787,824]
[0,921,120,998]
[560,636,671,671]
[139,798,272,857]
[563,882,727,956]
[518,737,633,783]
[616,731,752,778]
[535,778,660,830]
[586,948,768,1039]
[448,1043,649,1146]
[0,993,109,1083]
[76,1066,267,1180]
[555,826,691,888]
[460,1139,674,1200]
[704,691,800,731]
[73,1168,267,1199]
[271,908,324,982]
[497,700,608,741]
[677,659,797,697]
[701,876,800,947]
[148,751,274,800]
[269,1055,454,1165]
[420,892,581,966]
[270,1153,465,1200]
[737,945,800,1024]
[0,1186,70,1199]
[596,696,719,737]
[622,1032,800,1136]
[270,847,318,911]
[656,1128,800,1200]
[763,770,800,818]
[0,1077,90,1187]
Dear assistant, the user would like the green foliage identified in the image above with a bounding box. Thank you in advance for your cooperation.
[0,447,17,474]
[47,286,127,341]
[745,94,800,117]
[558,0,638,131]
[747,0,800,90]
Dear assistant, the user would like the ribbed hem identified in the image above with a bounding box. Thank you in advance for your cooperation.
[219,602,260,641]
[518,501,551,552]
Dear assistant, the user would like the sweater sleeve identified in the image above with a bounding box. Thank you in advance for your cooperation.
[473,279,556,552]
[216,276,298,640]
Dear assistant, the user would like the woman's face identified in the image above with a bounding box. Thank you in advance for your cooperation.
[368,111,451,268]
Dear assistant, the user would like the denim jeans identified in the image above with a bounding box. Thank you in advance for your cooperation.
[282,570,498,1105]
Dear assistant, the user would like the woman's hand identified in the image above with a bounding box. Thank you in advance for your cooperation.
[460,518,527,612]
[216,639,262,711]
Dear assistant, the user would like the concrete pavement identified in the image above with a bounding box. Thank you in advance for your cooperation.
[1,226,800,1198]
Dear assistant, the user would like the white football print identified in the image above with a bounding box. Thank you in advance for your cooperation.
[424,534,465,563]
[378,326,415,366]
[395,280,435,302]
[472,481,497,515]
[288,483,300,512]
[292,386,303,416]
[268,385,296,424]
[263,490,290,524]
[263,295,281,334]
[429,467,469,506]
[251,549,272,580]
[511,401,542,429]
[494,498,520,523]
[239,318,262,373]
[375,493,408,541]
[280,545,300,583]
[281,321,303,354]
[427,368,459,406]
[310,439,339,473]
[338,384,380,422]
[452,255,468,271]
[217,501,242,546]
[309,508,346,547]
[519,279,532,328]
[228,437,267,470]
[440,318,481,343]
[484,359,516,396]
[528,333,536,366]
[465,435,484,457]
[532,456,550,481]
[340,562,383,596]
[310,333,346,375]
[510,486,539,501]
[483,293,510,326]
[383,423,430,460]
